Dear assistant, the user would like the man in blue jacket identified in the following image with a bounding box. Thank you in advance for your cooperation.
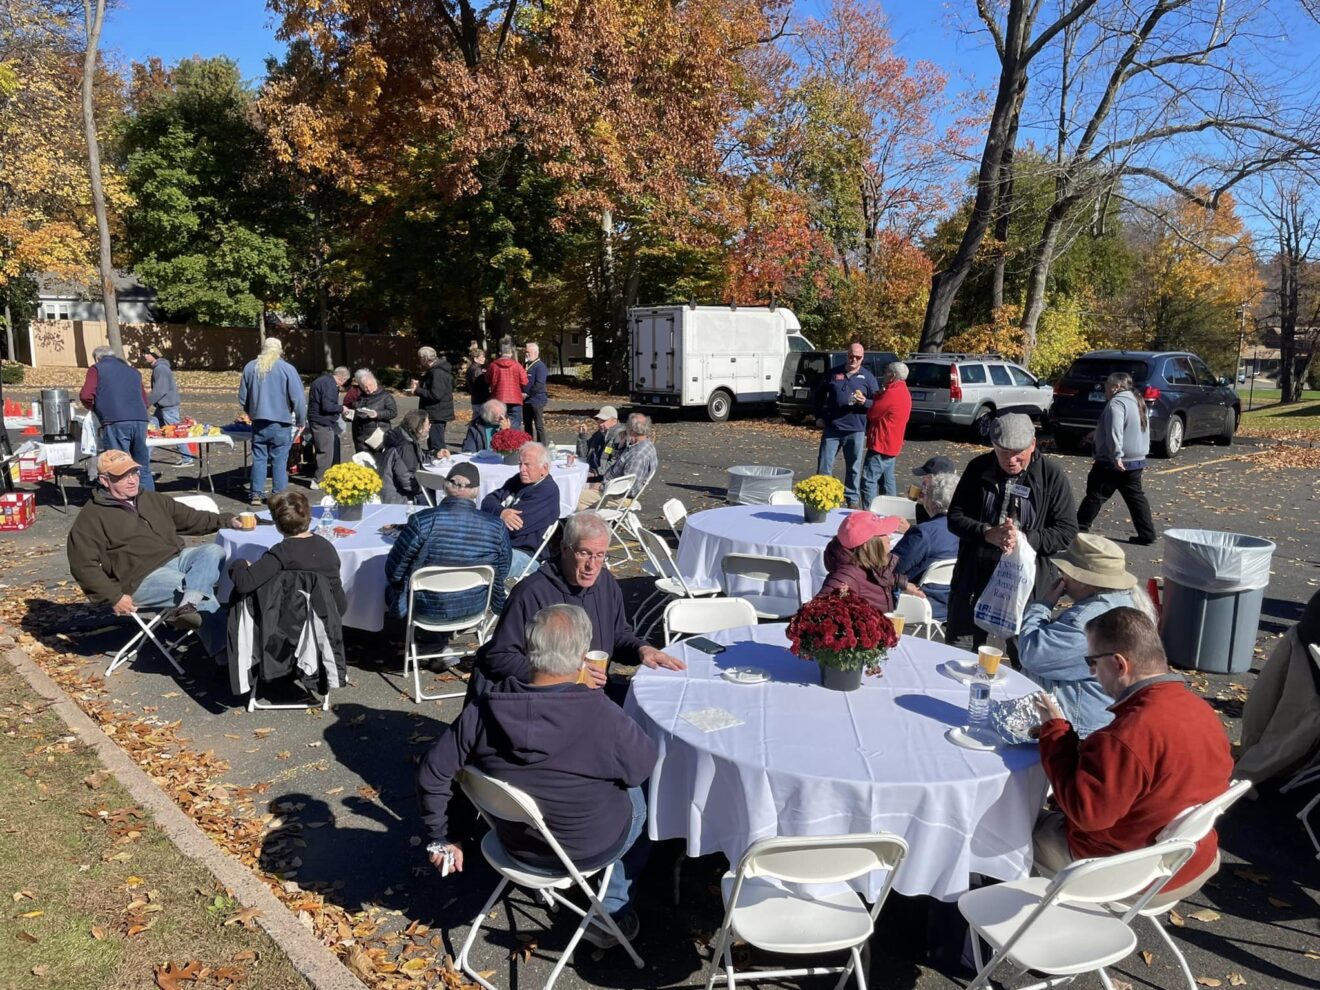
[480,442,560,576]
[306,366,349,486]
[813,341,877,507]
[522,341,549,444]
[79,345,155,491]
[419,603,657,948]
[237,337,306,503]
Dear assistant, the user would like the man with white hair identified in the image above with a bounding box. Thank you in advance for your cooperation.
[576,413,657,509]
[410,346,454,453]
[79,344,155,490]
[860,360,912,506]
[238,337,305,503]
[456,398,510,453]
[891,470,961,621]
[522,341,549,443]
[485,340,528,430]
[475,510,684,694]
[419,603,656,946]
[481,442,561,575]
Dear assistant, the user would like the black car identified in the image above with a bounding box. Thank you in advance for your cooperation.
[776,349,899,422]
[1048,350,1239,457]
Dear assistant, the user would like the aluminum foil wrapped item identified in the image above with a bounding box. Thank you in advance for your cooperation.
[988,694,1051,745]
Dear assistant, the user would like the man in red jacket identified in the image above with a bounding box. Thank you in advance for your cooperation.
[485,341,529,431]
[1031,606,1232,897]
[860,361,912,508]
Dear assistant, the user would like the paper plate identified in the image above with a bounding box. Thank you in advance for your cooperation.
[721,666,769,685]
[939,660,1007,685]
[946,726,999,752]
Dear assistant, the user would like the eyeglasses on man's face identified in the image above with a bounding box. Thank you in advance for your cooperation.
[1084,651,1118,670]
[571,549,608,564]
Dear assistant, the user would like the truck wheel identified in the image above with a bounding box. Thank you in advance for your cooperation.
[706,390,733,422]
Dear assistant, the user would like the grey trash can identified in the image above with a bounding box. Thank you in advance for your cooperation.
[1160,528,1275,674]
[726,466,794,505]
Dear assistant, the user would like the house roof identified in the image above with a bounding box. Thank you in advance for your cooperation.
[35,270,157,302]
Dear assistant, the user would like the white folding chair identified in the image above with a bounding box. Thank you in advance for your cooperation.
[594,473,638,560]
[705,832,908,990]
[457,769,644,990]
[959,838,1198,990]
[632,526,722,639]
[768,490,801,506]
[416,470,451,507]
[509,520,559,585]
[868,495,917,519]
[663,597,758,646]
[920,558,957,588]
[352,451,378,469]
[719,552,801,620]
[661,497,688,541]
[893,590,940,640]
[1104,780,1254,990]
[173,493,220,513]
[402,565,494,704]
[105,610,188,676]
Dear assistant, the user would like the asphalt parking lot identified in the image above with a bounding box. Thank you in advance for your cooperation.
[3,385,1318,990]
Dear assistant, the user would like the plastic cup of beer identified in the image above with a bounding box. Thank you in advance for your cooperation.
[977,646,1003,680]
[237,512,257,531]
[577,650,610,685]
[907,484,922,501]
[885,611,905,638]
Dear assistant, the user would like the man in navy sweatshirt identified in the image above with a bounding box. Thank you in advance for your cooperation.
[813,340,877,508]
[418,603,657,947]
[472,510,684,696]
[480,442,560,576]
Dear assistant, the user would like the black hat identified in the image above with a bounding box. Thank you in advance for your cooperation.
[912,455,956,477]
[446,463,481,489]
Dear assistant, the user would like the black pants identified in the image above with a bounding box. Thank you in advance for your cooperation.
[310,423,340,482]
[525,403,546,444]
[427,419,448,453]
[1077,462,1156,542]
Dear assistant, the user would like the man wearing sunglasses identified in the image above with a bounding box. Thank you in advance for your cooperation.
[67,449,244,661]
[1030,606,1232,899]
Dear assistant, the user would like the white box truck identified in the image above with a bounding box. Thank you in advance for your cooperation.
[629,305,813,421]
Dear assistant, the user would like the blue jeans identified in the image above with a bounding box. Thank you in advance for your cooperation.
[100,421,154,491]
[860,451,897,508]
[250,419,293,497]
[816,429,864,504]
[132,543,227,656]
[508,547,540,578]
[601,786,649,915]
[153,405,194,463]
[507,404,524,431]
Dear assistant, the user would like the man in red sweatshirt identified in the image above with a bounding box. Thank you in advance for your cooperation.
[485,340,529,431]
[1031,606,1232,898]
[860,361,912,508]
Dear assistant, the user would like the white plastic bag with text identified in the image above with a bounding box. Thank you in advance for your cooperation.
[974,527,1037,639]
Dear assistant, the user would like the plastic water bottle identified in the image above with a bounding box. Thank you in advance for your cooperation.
[317,505,337,538]
[968,681,991,727]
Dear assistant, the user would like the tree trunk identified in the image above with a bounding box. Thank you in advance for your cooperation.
[1280,242,1299,403]
[1019,202,1071,351]
[81,0,120,358]
[990,95,1026,311]
[257,306,267,346]
[3,300,13,363]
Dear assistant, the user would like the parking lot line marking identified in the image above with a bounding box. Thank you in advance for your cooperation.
[1154,454,1259,475]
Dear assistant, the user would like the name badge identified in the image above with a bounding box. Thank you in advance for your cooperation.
[1010,484,1032,499]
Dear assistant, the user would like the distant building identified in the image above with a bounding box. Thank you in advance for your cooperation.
[35,271,158,324]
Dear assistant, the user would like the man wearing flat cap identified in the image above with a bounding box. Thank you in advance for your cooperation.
[67,449,243,659]
[945,412,1078,647]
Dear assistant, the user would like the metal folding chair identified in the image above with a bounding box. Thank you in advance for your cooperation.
[105,611,188,676]
[402,565,495,703]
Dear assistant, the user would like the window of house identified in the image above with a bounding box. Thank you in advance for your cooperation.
[571,333,580,345]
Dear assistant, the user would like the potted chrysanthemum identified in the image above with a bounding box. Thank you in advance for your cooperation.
[792,474,845,523]
[786,590,898,691]
[320,462,382,521]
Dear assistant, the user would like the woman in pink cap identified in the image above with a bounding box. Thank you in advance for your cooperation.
[819,511,908,612]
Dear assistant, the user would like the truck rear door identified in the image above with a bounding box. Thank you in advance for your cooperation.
[631,311,678,396]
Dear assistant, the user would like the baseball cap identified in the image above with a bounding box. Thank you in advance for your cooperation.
[97,449,140,477]
[988,413,1036,451]
[595,405,619,421]
[446,463,481,488]
[837,511,904,550]
[912,455,956,477]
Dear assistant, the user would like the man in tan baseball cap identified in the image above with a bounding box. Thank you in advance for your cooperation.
[67,449,244,661]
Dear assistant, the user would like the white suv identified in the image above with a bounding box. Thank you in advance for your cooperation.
[905,354,1054,437]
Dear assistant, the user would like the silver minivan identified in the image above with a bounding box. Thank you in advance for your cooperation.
[906,354,1054,436]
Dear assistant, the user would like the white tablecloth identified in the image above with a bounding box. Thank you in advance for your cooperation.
[676,504,859,600]
[417,452,588,518]
[625,624,1049,902]
[216,503,414,632]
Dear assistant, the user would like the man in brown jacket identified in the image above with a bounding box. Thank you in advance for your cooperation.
[68,449,242,658]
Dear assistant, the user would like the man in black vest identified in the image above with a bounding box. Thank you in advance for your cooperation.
[79,345,154,491]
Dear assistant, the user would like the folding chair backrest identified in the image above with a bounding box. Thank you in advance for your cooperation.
[416,471,451,506]
[411,564,495,597]
[721,552,798,585]
[738,833,908,886]
[768,490,801,506]
[637,526,682,583]
[598,474,637,506]
[353,451,378,469]
[664,597,757,642]
[512,521,560,582]
[174,494,220,514]
[662,498,688,533]
[921,558,957,587]
[868,495,918,519]
[1049,838,1197,906]
[1310,642,1320,671]
[893,591,932,626]
[462,767,548,830]
[1157,779,1253,843]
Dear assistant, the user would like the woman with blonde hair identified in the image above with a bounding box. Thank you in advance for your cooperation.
[1077,371,1155,545]
[818,511,907,613]
[238,336,305,504]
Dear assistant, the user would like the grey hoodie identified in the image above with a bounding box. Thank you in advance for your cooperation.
[1094,389,1149,467]
[147,358,180,410]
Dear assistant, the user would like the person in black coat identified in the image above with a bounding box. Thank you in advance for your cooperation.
[380,410,429,504]
[411,347,455,453]
[228,490,346,613]
[307,366,349,484]
[349,371,398,458]
[945,413,1078,647]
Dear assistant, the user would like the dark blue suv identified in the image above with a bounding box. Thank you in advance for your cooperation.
[1047,350,1239,458]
